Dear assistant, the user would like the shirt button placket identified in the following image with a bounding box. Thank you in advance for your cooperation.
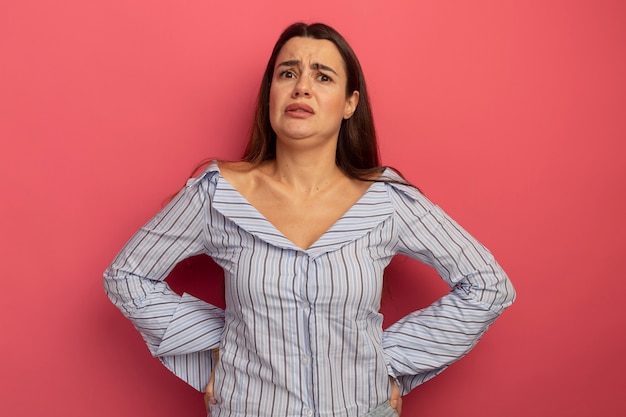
[298,252,315,415]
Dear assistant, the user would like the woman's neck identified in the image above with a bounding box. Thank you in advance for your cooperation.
[267,144,345,194]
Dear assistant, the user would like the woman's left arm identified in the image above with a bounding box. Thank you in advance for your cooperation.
[382,183,516,395]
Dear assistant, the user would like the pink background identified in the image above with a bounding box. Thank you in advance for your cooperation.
[2,0,625,416]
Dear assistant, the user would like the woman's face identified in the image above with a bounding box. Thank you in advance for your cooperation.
[269,37,359,146]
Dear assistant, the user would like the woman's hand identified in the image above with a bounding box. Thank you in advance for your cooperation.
[204,349,219,413]
[204,368,217,412]
[389,378,402,416]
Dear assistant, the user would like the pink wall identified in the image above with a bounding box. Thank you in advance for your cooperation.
[2,1,624,416]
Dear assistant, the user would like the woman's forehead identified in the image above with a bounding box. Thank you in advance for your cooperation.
[275,37,345,71]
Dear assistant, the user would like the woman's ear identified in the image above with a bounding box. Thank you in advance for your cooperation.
[343,90,360,119]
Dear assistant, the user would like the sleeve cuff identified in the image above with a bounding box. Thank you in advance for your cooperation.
[156,292,225,356]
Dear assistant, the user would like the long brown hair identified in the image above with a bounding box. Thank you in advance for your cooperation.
[243,22,384,181]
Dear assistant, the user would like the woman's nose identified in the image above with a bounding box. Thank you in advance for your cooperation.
[292,77,311,97]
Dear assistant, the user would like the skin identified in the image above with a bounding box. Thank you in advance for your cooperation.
[204,37,402,415]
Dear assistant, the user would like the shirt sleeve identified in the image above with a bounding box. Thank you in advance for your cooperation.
[382,182,516,394]
[103,171,224,392]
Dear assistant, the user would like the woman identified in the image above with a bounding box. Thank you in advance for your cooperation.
[104,22,515,417]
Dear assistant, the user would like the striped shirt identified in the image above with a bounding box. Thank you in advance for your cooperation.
[103,161,515,417]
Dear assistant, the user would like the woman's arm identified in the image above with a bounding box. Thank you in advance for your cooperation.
[103,172,224,391]
[382,182,516,394]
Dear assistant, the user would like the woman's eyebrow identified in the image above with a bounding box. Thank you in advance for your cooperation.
[276,60,338,75]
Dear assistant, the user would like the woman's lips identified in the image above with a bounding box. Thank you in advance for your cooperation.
[285,103,315,118]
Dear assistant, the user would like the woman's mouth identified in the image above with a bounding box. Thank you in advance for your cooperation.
[285,103,315,118]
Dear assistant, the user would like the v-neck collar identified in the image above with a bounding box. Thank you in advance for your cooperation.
[208,162,395,258]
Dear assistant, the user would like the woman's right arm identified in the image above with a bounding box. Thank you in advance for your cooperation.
[103,172,224,391]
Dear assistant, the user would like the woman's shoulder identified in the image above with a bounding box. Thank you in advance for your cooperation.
[218,160,264,186]
[184,159,221,189]
[215,160,277,198]
[378,167,434,216]
[378,167,419,195]
[189,160,257,182]
[218,160,257,176]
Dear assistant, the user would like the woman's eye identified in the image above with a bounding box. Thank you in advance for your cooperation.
[317,73,332,82]
[279,70,296,79]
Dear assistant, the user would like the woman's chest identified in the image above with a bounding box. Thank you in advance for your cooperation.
[244,184,372,251]
[217,231,395,314]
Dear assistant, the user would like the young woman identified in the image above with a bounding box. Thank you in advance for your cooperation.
[104,22,515,417]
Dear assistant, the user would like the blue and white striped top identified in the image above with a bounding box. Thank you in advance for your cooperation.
[103,162,515,417]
